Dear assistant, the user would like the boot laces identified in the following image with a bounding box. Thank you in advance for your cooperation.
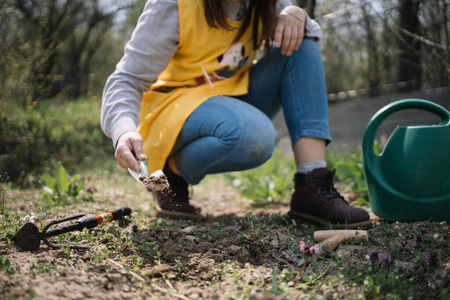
[314,170,342,201]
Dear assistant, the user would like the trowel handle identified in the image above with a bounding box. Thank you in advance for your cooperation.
[362,99,450,162]
[138,160,150,177]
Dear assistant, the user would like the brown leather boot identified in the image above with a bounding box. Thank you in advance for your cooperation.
[289,168,372,228]
[152,164,201,220]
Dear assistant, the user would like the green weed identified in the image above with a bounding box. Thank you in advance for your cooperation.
[40,162,84,205]
[271,266,280,295]
[326,147,368,197]
[225,149,295,206]
[0,256,20,275]
[30,263,55,274]
[0,178,7,222]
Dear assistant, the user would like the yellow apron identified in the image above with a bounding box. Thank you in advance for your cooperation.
[138,0,258,173]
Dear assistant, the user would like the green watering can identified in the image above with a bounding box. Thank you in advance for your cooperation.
[362,99,450,222]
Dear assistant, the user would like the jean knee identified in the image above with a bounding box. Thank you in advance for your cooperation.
[248,135,275,167]
[240,116,276,168]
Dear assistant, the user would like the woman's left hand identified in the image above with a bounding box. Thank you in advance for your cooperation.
[274,5,307,56]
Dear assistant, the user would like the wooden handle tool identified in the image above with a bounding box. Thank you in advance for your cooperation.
[313,230,368,242]
[298,233,347,267]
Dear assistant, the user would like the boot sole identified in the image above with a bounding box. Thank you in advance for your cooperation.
[154,197,202,221]
[289,210,373,229]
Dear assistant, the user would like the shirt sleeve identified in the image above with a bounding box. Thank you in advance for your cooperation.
[101,0,179,148]
[276,0,293,13]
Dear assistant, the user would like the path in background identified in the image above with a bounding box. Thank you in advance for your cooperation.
[274,86,450,153]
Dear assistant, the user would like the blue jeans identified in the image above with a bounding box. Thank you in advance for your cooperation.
[171,39,331,184]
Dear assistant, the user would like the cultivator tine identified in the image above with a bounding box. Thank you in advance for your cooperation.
[41,214,90,250]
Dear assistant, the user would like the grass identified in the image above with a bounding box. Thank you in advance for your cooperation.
[1,168,449,299]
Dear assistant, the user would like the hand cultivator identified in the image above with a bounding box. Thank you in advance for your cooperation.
[13,207,131,251]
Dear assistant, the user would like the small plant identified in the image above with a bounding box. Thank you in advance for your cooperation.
[366,251,394,272]
[235,212,260,239]
[0,256,19,275]
[271,266,280,296]
[40,162,84,205]
[153,244,162,265]
[226,149,295,205]
[30,263,54,274]
[326,147,368,198]
[130,255,144,271]
[415,250,442,272]
[239,212,257,230]
[0,179,6,221]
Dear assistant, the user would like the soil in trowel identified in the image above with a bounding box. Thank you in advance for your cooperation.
[139,174,172,194]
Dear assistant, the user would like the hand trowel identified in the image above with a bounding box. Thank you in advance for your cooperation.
[128,159,169,191]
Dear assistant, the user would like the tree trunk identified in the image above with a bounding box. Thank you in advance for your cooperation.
[362,4,381,97]
[442,0,450,85]
[397,0,421,92]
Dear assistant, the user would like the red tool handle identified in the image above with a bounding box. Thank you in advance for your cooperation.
[77,207,132,229]
[45,207,131,238]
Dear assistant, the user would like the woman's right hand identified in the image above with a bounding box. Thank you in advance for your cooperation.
[115,131,148,173]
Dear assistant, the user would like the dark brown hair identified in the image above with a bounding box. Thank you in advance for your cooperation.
[203,0,277,54]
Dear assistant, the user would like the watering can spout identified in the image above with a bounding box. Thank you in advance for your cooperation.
[362,99,450,222]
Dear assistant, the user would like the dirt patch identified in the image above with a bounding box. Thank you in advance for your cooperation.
[1,176,449,299]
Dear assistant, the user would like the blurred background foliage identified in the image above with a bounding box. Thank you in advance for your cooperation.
[1,0,449,188]
[0,98,113,187]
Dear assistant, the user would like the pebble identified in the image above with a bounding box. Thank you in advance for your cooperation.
[184,235,197,242]
[182,226,195,234]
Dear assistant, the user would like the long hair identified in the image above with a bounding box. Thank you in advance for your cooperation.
[203,0,277,54]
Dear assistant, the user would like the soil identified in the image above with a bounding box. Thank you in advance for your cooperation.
[139,174,171,192]
[1,176,449,299]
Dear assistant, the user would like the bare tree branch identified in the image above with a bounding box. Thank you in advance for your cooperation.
[400,28,447,51]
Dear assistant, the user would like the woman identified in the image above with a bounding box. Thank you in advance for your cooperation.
[101,0,371,228]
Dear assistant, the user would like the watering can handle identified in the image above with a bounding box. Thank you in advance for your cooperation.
[362,99,450,160]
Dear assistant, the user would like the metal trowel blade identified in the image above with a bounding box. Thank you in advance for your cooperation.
[128,160,166,189]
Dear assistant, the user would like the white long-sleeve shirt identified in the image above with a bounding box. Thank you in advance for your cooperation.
[101,0,322,147]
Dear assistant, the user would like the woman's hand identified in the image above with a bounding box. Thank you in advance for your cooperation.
[115,131,148,173]
[274,5,307,56]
